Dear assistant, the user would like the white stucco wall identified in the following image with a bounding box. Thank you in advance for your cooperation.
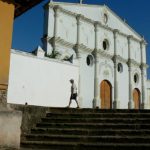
[7,50,79,108]
[80,52,94,108]
[57,13,77,44]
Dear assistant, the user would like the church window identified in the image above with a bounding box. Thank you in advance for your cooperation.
[86,55,94,67]
[134,73,139,84]
[117,63,123,73]
[104,13,108,24]
[103,39,109,50]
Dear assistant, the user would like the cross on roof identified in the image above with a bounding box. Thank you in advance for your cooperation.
[80,0,83,4]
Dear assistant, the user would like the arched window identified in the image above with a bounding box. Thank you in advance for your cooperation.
[104,13,108,24]
[86,55,94,67]
[117,63,123,73]
[103,39,109,50]
[134,73,139,84]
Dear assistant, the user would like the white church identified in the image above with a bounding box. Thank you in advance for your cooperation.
[7,1,150,109]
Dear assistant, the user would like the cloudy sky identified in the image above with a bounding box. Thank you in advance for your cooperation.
[12,0,150,78]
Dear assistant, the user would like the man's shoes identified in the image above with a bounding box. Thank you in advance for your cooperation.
[77,106,80,109]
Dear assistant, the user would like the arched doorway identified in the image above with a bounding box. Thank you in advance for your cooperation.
[100,80,112,109]
[133,88,140,109]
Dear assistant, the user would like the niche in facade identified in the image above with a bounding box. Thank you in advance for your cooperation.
[103,39,109,50]
[86,55,94,67]
[117,63,123,73]
[104,13,108,24]
[134,73,139,84]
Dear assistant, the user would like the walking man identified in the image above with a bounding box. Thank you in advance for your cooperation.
[67,79,79,108]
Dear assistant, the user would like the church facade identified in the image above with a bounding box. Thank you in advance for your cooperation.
[8,1,149,109]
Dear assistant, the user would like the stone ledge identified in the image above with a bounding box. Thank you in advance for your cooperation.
[0,146,17,150]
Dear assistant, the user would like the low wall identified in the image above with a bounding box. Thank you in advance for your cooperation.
[8,51,79,108]
[9,104,51,136]
[0,109,22,149]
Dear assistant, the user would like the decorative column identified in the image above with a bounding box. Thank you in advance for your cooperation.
[93,22,100,108]
[140,40,147,109]
[113,29,120,109]
[52,5,60,54]
[75,15,82,58]
[74,14,82,107]
[127,35,134,109]
[42,4,51,54]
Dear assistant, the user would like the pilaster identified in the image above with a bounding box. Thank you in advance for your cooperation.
[140,40,147,109]
[127,35,134,109]
[74,14,82,107]
[93,22,100,108]
[52,5,60,53]
[113,29,120,109]
[75,14,82,58]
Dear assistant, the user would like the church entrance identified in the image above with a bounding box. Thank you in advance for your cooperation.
[100,80,112,109]
[133,88,140,109]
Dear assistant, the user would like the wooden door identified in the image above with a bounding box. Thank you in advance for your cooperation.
[100,80,112,109]
[133,88,140,109]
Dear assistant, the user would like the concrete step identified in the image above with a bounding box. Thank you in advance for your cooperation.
[46,112,150,118]
[21,108,150,149]
[41,117,150,124]
[31,128,150,136]
[24,134,150,143]
[21,141,150,150]
[36,122,150,130]
[48,108,150,114]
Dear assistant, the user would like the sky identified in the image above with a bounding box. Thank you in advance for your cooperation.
[12,0,150,78]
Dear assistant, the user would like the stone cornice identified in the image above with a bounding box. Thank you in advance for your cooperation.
[116,55,128,63]
[97,50,113,59]
[46,36,149,68]
[131,59,141,67]
[127,59,141,67]
[74,44,94,53]
[50,37,75,49]
[47,36,94,53]
[140,63,149,69]
[112,55,128,64]
[50,4,77,18]
[127,35,133,41]
[127,35,141,43]
[81,16,94,25]
[78,44,94,53]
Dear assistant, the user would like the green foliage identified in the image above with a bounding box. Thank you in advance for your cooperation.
[46,51,60,58]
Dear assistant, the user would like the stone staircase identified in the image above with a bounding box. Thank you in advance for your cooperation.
[21,108,150,150]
